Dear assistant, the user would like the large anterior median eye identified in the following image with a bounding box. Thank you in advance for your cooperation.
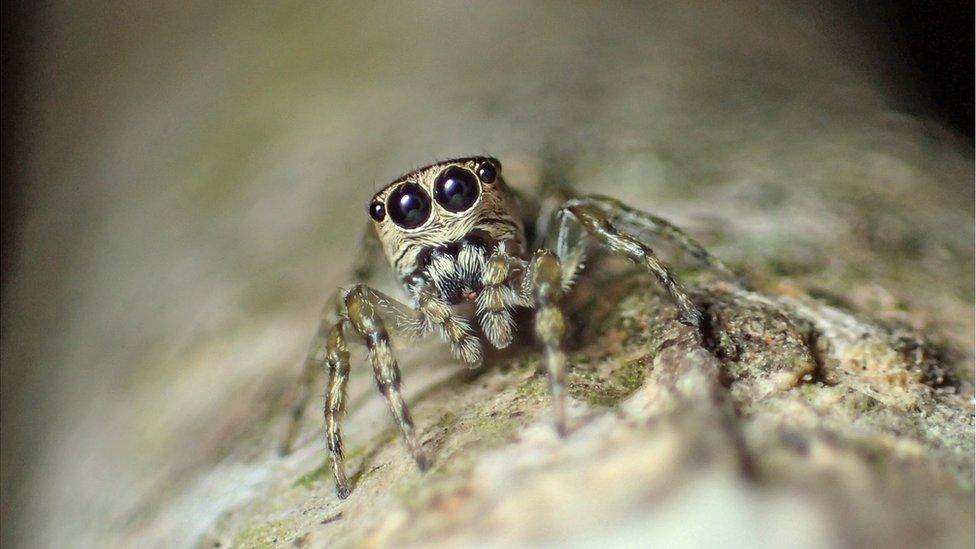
[387,182,431,229]
[434,166,480,213]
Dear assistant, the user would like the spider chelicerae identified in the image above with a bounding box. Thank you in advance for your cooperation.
[281,156,733,498]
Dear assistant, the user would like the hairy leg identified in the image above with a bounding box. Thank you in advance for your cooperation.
[475,252,528,349]
[580,194,736,278]
[323,319,353,498]
[280,226,386,455]
[526,250,569,435]
[319,283,482,497]
[279,297,341,456]
[410,281,483,366]
[560,202,703,327]
[344,285,430,474]
[282,245,481,455]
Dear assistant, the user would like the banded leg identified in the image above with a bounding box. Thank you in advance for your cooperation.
[528,250,569,435]
[324,319,353,498]
[279,300,339,455]
[582,194,736,278]
[412,283,483,366]
[280,225,385,455]
[344,285,429,472]
[343,281,482,367]
[475,252,528,349]
[561,202,703,327]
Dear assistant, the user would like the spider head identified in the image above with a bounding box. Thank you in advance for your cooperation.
[367,156,524,287]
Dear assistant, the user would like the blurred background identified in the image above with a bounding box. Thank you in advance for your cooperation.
[1,2,972,547]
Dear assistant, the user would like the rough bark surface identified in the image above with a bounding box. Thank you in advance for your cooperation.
[198,277,975,548]
[2,3,972,548]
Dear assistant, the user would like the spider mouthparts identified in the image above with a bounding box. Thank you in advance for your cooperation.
[463,291,478,301]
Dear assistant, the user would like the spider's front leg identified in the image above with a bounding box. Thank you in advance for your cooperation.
[343,285,429,473]
[475,251,529,349]
[471,247,568,433]
[328,283,482,498]
[279,226,385,456]
[410,279,484,367]
[526,250,569,435]
[557,201,704,327]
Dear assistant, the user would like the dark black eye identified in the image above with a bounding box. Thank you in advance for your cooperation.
[386,183,431,229]
[476,161,497,184]
[368,201,385,222]
[434,167,480,212]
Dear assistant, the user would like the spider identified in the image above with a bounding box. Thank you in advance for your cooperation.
[281,156,733,498]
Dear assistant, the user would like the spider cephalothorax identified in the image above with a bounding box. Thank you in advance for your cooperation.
[282,156,733,499]
[364,157,529,361]
[368,157,524,284]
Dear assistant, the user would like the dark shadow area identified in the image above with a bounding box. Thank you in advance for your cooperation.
[865,0,974,139]
[1,2,37,289]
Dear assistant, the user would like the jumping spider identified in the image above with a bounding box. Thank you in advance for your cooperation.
[281,156,733,498]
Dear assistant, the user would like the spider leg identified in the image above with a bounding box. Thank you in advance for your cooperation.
[581,194,736,278]
[475,252,529,349]
[410,281,484,367]
[559,202,704,327]
[278,304,334,456]
[526,250,569,435]
[323,318,353,498]
[279,225,385,456]
[320,282,482,498]
[344,285,430,473]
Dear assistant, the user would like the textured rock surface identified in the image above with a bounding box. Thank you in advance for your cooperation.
[2,3,973,548]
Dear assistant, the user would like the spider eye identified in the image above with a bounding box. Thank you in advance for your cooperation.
[368,201,385,222]
[476,161,497,184]
[434,167,480,213]
[386,183,431,229]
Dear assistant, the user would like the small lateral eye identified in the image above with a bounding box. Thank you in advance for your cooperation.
[476,161,497,184]
[434,166,480,213]
[368,201,385,222]
[386,182,432,229]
